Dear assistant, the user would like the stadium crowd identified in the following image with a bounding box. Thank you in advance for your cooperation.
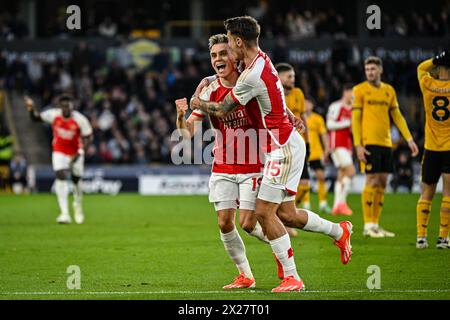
[1,1,449,40]
[0,38,425,166]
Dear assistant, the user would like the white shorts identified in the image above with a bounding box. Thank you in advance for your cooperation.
[258,131,305,204]
[209,172,262,211]
[52,151,84,177]
[331,147,353,168]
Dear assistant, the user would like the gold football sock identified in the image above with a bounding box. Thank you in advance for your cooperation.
[302,188,311,208]
[296,184,310,207]
[318,180,327,204]
[439,197,450,238]
[416,199,431,238]
[372,187,385,225]
[362,186,376,225]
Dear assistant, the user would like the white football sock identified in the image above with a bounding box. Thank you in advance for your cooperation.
[341,176,351,204]
[220,228,253,279]
[270,233,300,280]
[73,180,82,207]
[302,201,311,210]
[55,179,69,216]
[334,180,342,207]
[249,221,269,244]
[364,222,375,230]
[303,209,343,240]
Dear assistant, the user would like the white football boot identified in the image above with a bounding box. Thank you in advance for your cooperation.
[56,213,72,224]
[416,237,428,249]
[436,237,449,249]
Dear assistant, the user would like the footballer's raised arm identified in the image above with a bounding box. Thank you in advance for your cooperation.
[175,97,205,138]
[24,96,42,122]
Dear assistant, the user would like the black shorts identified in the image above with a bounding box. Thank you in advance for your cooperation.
[362,145,393,174]
[421,149,450,184]
[309,160,324,171]
[300,160,310,180]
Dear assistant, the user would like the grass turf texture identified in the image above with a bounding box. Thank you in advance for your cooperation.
[0,193,449,300]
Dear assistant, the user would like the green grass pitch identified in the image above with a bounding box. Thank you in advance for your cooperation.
[0,193,449,300]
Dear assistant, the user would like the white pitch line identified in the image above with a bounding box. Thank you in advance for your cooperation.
[1,289,450,295]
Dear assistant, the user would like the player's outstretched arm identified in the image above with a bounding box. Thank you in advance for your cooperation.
[24,96,42,122]
[190,93,238,119]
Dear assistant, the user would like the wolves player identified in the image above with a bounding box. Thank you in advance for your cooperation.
[352,56,419,238]
[25,95,92,224]
[416,51,450,249]
[304,98,331,213]
[175,34,269,289]
[327,84,355,215]
[275,63,311,213]
[192,16,352,292]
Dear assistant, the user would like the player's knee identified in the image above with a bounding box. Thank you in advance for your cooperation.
[420,183,436,201]
[218,219,234,233]
[72,175,80,184]
[55,170,69,180]
[240,220,254,233]
[277,209,294,227]
[345,165,356,177]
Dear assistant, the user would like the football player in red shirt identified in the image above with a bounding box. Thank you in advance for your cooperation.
[25,95,93,224]
[327,84,356,215]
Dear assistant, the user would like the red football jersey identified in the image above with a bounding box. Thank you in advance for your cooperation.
[230,50,295,153]
[41,109,93,156]
[326,100,353,151]
[193,78,262,174]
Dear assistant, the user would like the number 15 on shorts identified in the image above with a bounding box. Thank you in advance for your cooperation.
[264,160,282,177]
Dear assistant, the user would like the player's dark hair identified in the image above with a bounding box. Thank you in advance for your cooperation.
[275,63,294,74]
[208,34,228,50]
[364,56,383,67]
[304,94,316,105]
[342,83,354,91]
[224,16,260,47]
[58,95,73,103]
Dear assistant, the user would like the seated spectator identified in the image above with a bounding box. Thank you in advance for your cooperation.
[9,152,28,194]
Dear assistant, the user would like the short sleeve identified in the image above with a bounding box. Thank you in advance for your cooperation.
[352,86,363,109]
[231,79,255,106]
[318,116,327,134]
[40,109,59,124]
[78,114,93,136]
[327,102,339,121]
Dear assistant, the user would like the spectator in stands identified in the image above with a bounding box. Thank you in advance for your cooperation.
[0,125,13,190]
[98,17,118,38]
[9,152,28,194]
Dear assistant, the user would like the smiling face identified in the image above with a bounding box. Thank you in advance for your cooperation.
[210,42,236,79]
[365,63,382,83]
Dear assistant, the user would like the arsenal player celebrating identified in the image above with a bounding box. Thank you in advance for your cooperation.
[24,95,93,224]
[327,84,356,216]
